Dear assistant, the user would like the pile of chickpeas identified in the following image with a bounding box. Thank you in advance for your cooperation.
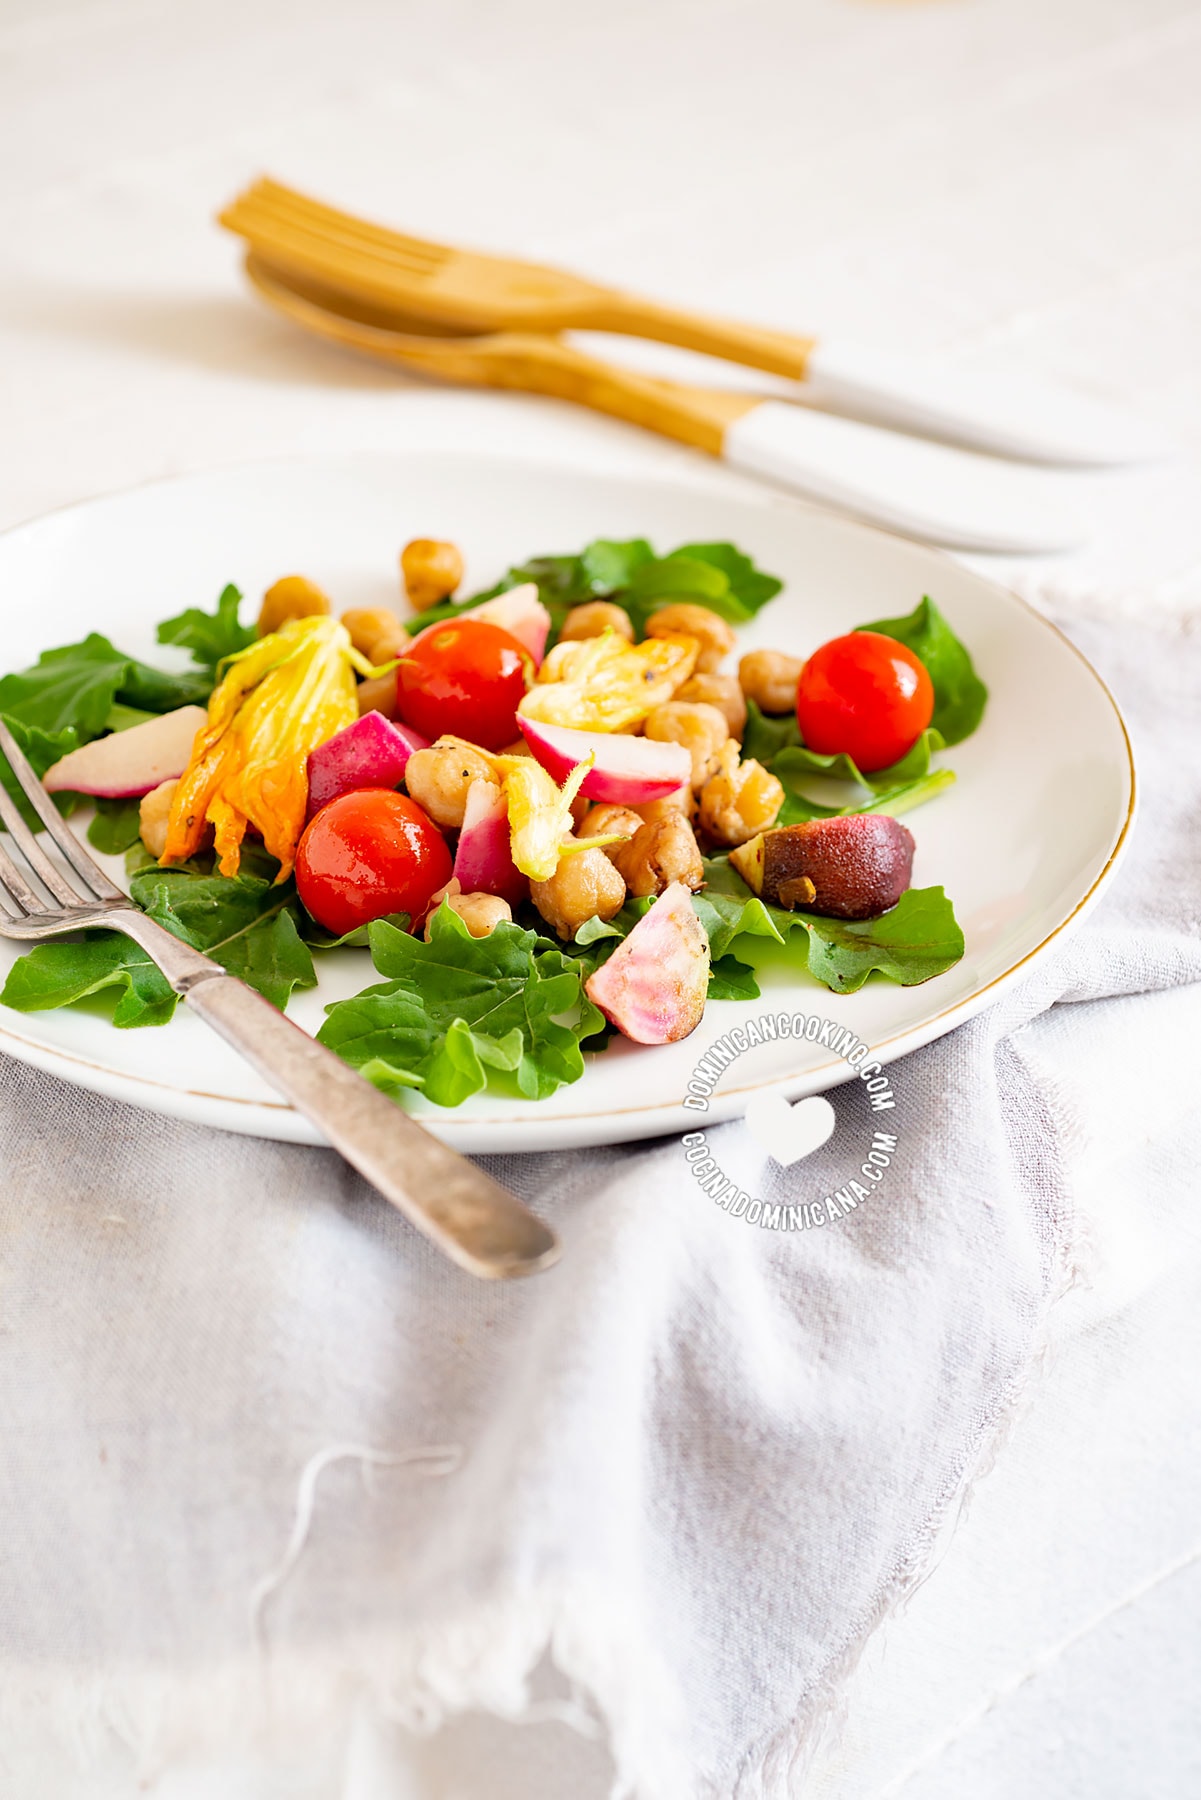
[244,540,806,945]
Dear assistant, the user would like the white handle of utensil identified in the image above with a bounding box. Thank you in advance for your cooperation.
[722,400,1087,553]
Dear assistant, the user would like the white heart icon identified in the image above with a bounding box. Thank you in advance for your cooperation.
[744,1091,837,1167]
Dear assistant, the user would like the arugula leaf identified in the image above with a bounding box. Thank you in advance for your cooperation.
[0,635,134,740]
[860,596,988,745]
[696,856,964,992]
[795,887,964,992]
[406,536,785,646]
[104,702,157,732]
[318,903,607,1106]
[707,954,761,1001]
[0,633,211,747]
[616,542,783,632]
[157,583,256,674]
[772,727,942,794]
[579,538,655,594]
[129,848,317,1011]
[649,543,782,616]
[0,935,177,1028]
[86,797,143,855]
[115,658,212,714]
[771,730,955,823]
[298,911,410,951]
[0,716,79,832]
[741,701,801,765]
[741,701,955,826]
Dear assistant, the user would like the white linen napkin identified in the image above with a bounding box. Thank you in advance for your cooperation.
[0,603,1197,1800]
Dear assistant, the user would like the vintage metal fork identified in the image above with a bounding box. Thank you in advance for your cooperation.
[0,718,558,1279]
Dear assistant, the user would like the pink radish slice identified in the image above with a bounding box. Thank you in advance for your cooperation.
[517,716,690,803]
[42,705,206,799]
[306,711,429,821]
[584,882,710,1045]
[461,583,551,667]
[453,778,528,907]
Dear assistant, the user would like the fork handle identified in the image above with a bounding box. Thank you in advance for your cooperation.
[580,294,816,383]
[182,973,557,1278]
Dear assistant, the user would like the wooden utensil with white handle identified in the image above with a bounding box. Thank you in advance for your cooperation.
[221,178,1172,468]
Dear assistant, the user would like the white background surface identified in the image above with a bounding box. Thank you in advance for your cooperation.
[2,1,1200,1796]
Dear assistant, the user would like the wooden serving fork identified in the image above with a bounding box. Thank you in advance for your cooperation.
[223,176,816,380]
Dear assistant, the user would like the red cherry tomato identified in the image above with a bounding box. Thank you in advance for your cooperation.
[295,789,452,937]
[796,631,934,772]
[396,618,531,751]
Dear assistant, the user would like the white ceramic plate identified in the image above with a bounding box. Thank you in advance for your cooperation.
[0,452,1134,1152]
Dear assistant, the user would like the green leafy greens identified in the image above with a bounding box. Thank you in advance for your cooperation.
[406,537,784,644]
[691,856,965,994]
[317,903,607,1107]
[0,631,209,743]
[156,583,257,675]
[0,718,79,832]
[86,796,143,855]
[0,936,178,1028]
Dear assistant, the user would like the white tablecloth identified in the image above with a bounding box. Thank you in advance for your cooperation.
[2,2,1200,1795]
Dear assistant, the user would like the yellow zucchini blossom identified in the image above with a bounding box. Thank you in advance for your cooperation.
[162,615,374,879]
[438,737,628,881]
[517,629,699,733]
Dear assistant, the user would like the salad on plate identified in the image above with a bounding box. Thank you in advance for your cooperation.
[0,533,985,1109]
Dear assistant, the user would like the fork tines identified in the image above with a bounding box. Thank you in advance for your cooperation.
[222,178,447,286]
[0,717,124,923]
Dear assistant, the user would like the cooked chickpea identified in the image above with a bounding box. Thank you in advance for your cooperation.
[738,648,804,715]
[674,672,747,740]
[530,845,626,940]
[633,786,694,826]
[356,671,400,719]
[645,603,736,673]
[612,815,704,897]
[559,601,635,644]
[426,891,512,941]
[139,779,178,859]
[400,539,464,610]
[258,575,331,637]
[404,741,499,829]
[341,606,408,665]
[697,741,784,846]
[643,701,730,789]
[578,803,643,853]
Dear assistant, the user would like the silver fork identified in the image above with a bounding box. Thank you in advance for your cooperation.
[0,718,558,1278]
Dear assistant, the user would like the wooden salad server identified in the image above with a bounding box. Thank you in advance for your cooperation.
[221,177,1173,468]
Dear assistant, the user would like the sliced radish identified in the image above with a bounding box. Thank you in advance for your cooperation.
[584,883,710,1045]
[461,582,551,667]
[42,705,206,799]
[517,716,690,804]
[306,711,429,822]
[453,778,528,907]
